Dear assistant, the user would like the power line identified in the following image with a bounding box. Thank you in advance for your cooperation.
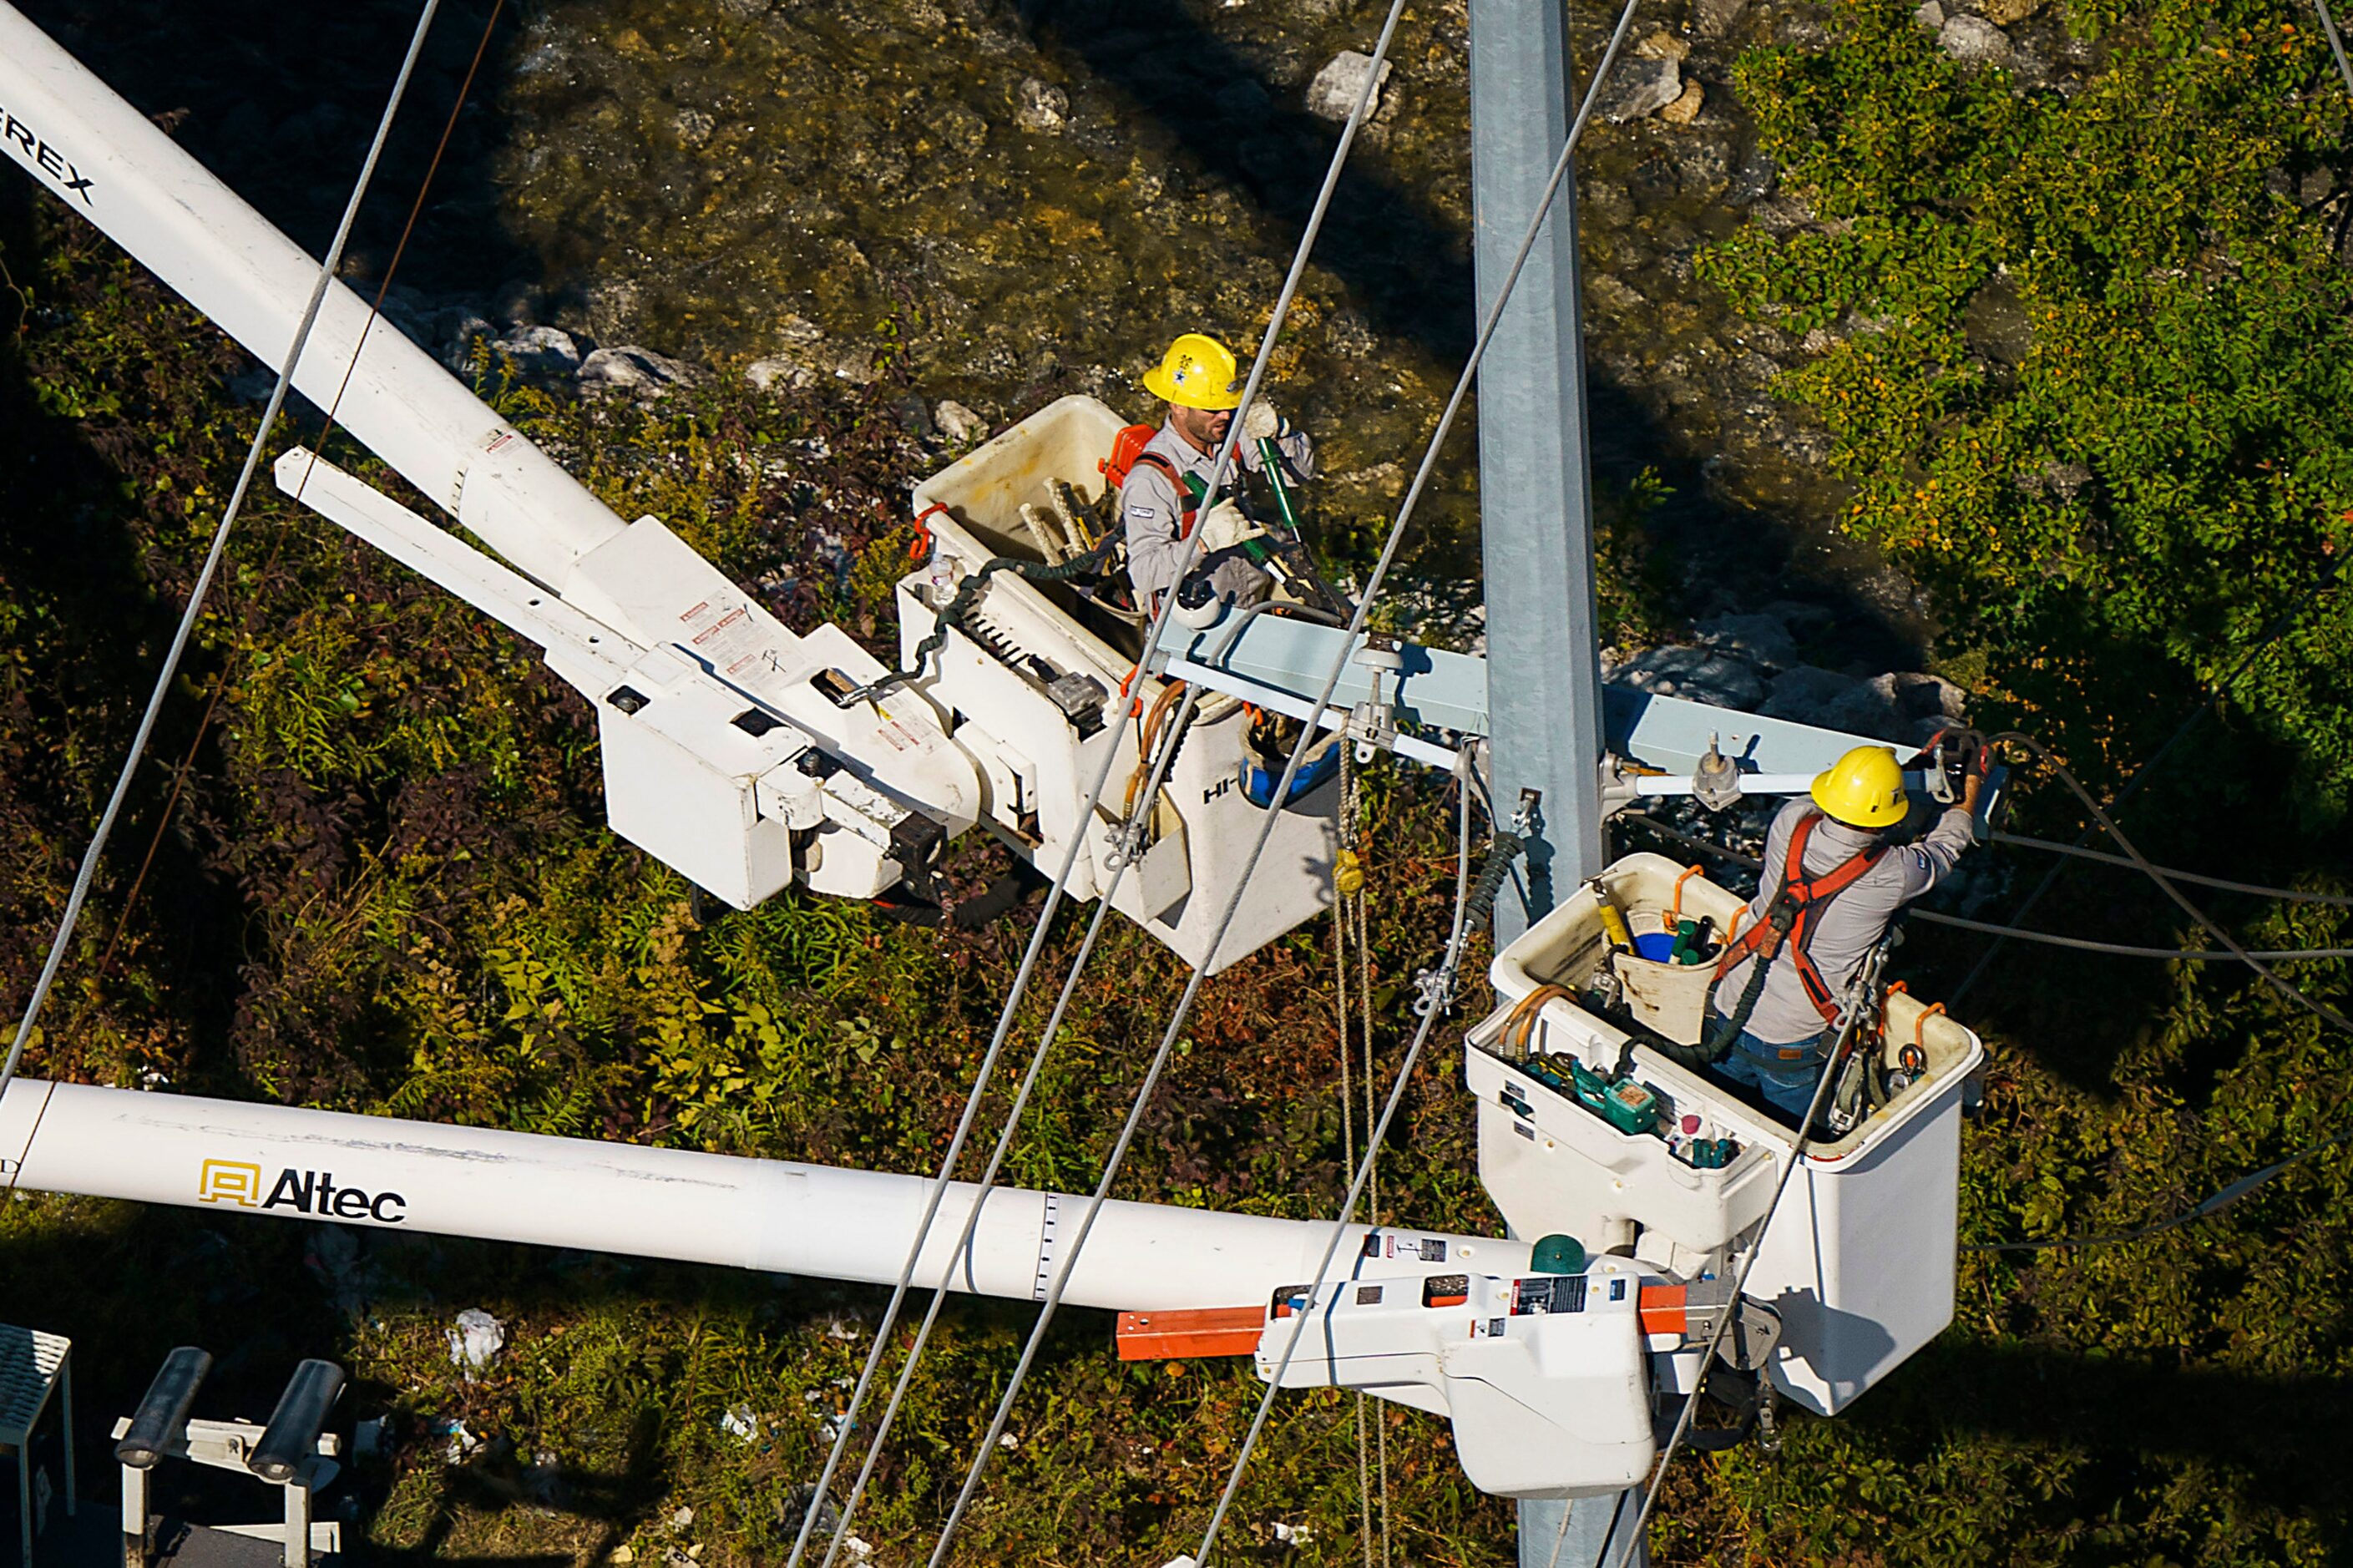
[1910,911,2353,963]
[1987,830,2353,908]
[913,0,1656,1525]
[0,0,446,1105]
[94,0,511,988]
[1612,943,1895,1567]
[808,690,1211,1568]
[1189,773,1476,1566]
[918,0,1658,1536]
[1965,1128,2352,1252]
[1989,731,2353,1035]
[1951,569,2338,1006]
[2314,0,2353,97]
[785,2,1417,1557]
[1185,0,1654,1552]
[1618,814,2353,960]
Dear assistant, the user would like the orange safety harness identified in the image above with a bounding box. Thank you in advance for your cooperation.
[1101,422,1204,537]
[1711,811,1886,1041]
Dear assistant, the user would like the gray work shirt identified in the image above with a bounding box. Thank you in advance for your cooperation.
[1713,796,1976,1045]
[1121,419,1313,607]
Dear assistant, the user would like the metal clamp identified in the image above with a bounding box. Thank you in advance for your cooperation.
[1412,962,1457,1019]
[1345,637,1405,761]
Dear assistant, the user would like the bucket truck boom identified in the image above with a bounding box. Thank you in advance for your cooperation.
[0,3,981,913]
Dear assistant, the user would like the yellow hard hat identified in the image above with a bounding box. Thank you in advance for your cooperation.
[1142,332,1244,411]
[1811,745,1910,829]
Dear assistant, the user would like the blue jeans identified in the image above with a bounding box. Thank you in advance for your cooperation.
[1708,1024,1829,1124]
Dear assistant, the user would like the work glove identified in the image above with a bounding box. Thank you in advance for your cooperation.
[1239,398,1284,443]
[1196,498,1267,554]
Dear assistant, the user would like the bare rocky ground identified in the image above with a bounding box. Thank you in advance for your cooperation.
[19,0,2115,737]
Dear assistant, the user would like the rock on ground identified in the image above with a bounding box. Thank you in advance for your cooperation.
[1305,51,1393,124]
[1610,645,1768,710]
[1761,666,1966,746]
[1013,77,1068,134]
[1693,0,1749,37]
[490,324,580,380]
[1598,57,1683,124]
[1696,611,1797,670]
[934,399,989,444]
[1938,15,2017,68]
[579,345,699,398]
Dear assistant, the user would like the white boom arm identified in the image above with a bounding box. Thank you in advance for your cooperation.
[0,1075,1679,1499]
[0,4,982,909]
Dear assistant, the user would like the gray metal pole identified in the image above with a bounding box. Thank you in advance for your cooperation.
[1470,0,1609,951]
[1469,2,1637,1561]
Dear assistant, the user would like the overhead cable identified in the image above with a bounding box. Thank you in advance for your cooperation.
[1190,773,1475,1567]
[0,0,445,1105]
[921,0,1655,1538]
[1988,730,2353,1035]
[1189,0,1657,1555]
[2314,0,2353,97]
[1951,568,2339,1006]
[1987,830,2353,908]
[915,0,1651,1523]
[1621,814,2353,960]
[786,3,1416,1559]
[1910,911,2353,962]
[807,691,1212,1568]
[94,0,511,988]
[1612,942,1895,1567]
[1964,1127,2353,1252]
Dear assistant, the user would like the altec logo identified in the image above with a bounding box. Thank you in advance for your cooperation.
[198,1158,408,1224]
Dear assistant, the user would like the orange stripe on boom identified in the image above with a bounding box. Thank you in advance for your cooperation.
[1637,1284,1688,1337]
[1116,1305,1264,1361]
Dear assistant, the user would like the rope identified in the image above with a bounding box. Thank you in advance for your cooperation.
[1332,890,1374,1568]
[1964,1129,2353,1252]
[1611,942,1894,1567]
[92,0,510,987]
[1187,770,1478,1568]
[0,0,446,1102]
[1339,751,1392,1568]
[1619,815,2353,960]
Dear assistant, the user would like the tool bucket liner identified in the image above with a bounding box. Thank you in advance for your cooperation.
[1466,853,1984,1417]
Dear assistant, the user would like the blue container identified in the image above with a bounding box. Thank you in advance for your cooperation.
[1632,931,1677,964]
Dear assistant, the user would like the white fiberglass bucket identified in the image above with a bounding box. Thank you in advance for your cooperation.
[1466,852,1984,1415]
[901,396,1336,972]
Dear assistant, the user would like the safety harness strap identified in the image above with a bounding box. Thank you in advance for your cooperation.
[1705,812,1885,1047]
[1126,452,1202,538]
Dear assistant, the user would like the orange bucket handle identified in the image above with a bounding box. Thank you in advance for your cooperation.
[1913,1000,1946,1050]
[1667,863,1705,930]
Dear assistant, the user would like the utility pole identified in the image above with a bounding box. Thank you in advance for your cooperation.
[1466,2,1641,1564]
[1469,0,1609,952]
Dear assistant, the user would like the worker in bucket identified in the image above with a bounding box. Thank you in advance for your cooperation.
[1121,331,1313,615]
[1703,741,1985,1123]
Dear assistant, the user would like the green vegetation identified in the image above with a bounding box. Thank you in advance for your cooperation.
[1699,0,2353,807]
[6,0,2353,1557]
